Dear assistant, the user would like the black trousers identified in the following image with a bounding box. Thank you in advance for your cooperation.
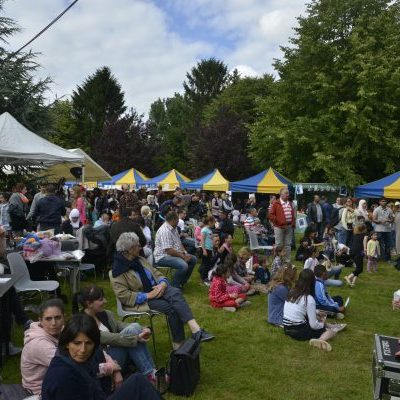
[108,373,161,400]
[148,286,194,343]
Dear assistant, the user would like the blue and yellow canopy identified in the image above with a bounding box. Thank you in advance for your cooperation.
[354,172,400,199]
[183,169,230,192]
[99,168,148,188]
[146,169,190,191]
[230,168,291,193]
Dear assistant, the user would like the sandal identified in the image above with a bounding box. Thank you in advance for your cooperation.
[309,339,332,352]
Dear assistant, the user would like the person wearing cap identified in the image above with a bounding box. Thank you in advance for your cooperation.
[372,198,394,261]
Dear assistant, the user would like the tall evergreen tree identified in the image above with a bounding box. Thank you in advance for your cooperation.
[0,0,51,134]
[249,0,400,185]
[71,66,126,152]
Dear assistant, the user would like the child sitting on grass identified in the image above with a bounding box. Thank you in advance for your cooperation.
[271,245,285,276]
[267,263,297,327]
[283,269,346,351]
[314,264,345,319]
[209,262,250,312]
[303,246,319,272]
[366,231,380,273]
[252,256,271,294]
[225,254,253,296]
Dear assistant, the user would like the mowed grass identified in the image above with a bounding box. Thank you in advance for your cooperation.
[2,230,400,400]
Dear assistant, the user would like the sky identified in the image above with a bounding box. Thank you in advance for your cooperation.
[3,0,308,115]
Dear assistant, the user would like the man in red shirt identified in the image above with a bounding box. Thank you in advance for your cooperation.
[269,187,296,262]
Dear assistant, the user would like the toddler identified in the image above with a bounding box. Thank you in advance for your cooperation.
[271,246,285,276]
[367,231,380,273]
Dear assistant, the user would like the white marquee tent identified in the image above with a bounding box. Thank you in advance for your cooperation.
[0,112,84,166]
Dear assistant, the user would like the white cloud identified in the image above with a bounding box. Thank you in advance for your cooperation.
[3,0,308,114]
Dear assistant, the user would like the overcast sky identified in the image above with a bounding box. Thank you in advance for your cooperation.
[3,0,308,115]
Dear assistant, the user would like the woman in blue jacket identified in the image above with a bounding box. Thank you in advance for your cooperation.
[41,314,161,400]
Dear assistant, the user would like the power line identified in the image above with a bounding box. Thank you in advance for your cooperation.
[2,0,79,63]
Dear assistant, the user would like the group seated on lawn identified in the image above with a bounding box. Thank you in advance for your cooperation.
[1,184,400,397]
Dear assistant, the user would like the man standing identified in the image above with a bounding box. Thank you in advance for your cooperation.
[154,211,196,288]
[269,187,295,262]
[118,184,139,213]
[27,183,47,221]
[321,195,332,228]
[373,198,394,261]
[307,195,325,240]
[34,184,65,233]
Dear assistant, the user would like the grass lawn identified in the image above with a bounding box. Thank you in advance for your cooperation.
[2,231,400,400]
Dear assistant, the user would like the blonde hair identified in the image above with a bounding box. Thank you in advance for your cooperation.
[141,205,151,217]
[267,263,297,292]
[237,247,251,258]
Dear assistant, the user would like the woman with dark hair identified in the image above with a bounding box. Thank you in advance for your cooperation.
[9,182,29,235]
[74,285,161,385]
[283,269,340,351]
[21,299,65,396]
[41,314,162,400]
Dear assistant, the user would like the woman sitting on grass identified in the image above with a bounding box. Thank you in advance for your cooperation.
[209,259,250,312]
[73,284,162,385]
[21,299,65,396]
[283,269,346,351]
[267,264,297,327]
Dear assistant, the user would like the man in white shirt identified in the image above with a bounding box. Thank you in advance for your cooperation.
[373,198,394,261]
[154,211,196,288]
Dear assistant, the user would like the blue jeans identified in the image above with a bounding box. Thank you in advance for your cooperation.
[336,228,347,246]
[328,266,342,280]
[377,231,392,261]
[156,255,196,287]
[325,278,343,287]
[106,323,155,376]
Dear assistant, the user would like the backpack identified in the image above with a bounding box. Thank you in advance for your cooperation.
[330,207,342,227]
[168,337,201,397]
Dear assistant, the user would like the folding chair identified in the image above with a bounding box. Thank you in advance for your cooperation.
[247,230,274,252]
[115,297,172,360]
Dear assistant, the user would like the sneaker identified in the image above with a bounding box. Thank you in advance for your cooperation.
[222,307,236,312]
[2,342,22,356]
[246,288,256,296]
[238,300,252,308]
[192,328,215,342]
[331,323,347,333]
[202,279,210,287]
[335,313,345,320]
[309,339,332,352]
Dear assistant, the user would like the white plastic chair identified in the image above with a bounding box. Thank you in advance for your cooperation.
[247,230,273,252]
[115,296,171,359]
[7,252,59,300]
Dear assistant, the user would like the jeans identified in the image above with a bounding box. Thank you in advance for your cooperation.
[156,254,196,287]
[336,228,347,245]
[106,323,155,376]
[273,226,293,262]
[328,266,342,280]
[181,238,196,255]
[377,231,392,261]
[108,373,162,400]
[148,286,194,343]
[325,278,343,287]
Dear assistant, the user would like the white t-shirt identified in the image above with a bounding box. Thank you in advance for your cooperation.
[283,295,324,330]
[178,218,185,232]
[304,257,318,272]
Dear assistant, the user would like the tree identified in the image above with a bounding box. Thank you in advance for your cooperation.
[47,99,76,148]
[71,66,126,152]
[0,0,51,134]
[183,58,230,111]
[249,0,400,185]
[148,94,191,171]
[92,110,159,176]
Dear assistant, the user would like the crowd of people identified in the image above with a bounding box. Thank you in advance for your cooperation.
[1,181,400,397]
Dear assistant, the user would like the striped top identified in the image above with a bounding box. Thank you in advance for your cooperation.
[283,295,324,330]
[280,199,292,223]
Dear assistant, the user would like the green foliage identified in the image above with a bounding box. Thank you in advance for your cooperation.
[71,66,127,152]
[0,0,51,134]
[249,0,400,186]
[148,94,191,172]
[46,99,76,148]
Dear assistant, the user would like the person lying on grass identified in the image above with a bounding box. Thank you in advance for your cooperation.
[314,264,345,319]
[283,269,346,351]
[267,263,297,327]
[209,261,250,312]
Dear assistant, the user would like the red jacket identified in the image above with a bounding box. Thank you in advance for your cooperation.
[209,276,231,306]
[269,199,296,228]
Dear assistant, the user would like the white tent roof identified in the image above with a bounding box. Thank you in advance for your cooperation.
[44,148,111,182]
[0,112,84,166]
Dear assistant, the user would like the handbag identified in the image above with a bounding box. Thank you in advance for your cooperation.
[167,337,201,397]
